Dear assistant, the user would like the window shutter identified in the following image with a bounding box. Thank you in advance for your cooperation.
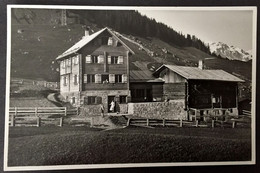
[118,56,123,64]
[107,37,113,46]
[84,74,88,83]
[84,96,88,105]
[107,56,111,64]
[74,55,79,65]
[86,55,92,63]
[109,74,115,83]
[68,58,71,66]
[95,74,101,83]
[98,55,104,64]
[122,74,128,83]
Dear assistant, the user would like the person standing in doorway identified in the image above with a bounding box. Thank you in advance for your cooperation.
[110,100,115,113]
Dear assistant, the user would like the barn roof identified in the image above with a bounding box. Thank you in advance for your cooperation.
[130,70,164,83]
[56,27,134,60]
[154,64,244,82]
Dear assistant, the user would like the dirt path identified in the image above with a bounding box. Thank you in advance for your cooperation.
[47,93,63,107]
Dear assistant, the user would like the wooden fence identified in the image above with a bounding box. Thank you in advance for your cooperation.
[9,107,79,127]
[9,107,79,117]
[126,117,250,129]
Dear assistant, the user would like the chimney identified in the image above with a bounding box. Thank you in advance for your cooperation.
[198,60,204,70]
[84,26,90,37]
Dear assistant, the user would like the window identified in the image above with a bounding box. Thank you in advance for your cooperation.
[95,74,102,83]
[73,55,79,65]
[111,56,118,64]
[86,55,92,63]
[63,76,68,86]
[61,61,65,69]
[71,97,76,104]
[109,74,115,83]
[84,74,95,83]
[97,55,104,64]
[122,74,127,83]
[88,96,96,105]
[91,55,98,63]
[108,37,113,46]
[74,74,78,85]
[118,56,123,64]
[120,96,127,104]
[101,74,109,83]
[67,58,71,67]
[115,74,122,83]
[86,96,102,105]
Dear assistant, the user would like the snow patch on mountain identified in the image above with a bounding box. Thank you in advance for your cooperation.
[209,42,252,62]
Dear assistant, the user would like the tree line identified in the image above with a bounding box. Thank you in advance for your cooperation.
[71,10,211,54]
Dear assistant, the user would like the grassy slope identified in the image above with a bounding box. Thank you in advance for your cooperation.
[10,79,58,107]
[8,126,251,166]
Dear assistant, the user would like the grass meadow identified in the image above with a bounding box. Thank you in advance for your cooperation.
[7,126,251,166]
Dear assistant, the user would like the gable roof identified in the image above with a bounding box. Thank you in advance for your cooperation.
[154,64,244,82]
[56,27,134,60]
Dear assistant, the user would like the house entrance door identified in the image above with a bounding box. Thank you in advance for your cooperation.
[108,96,116,113]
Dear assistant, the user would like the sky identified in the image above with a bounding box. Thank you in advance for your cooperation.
[138,10,254,51]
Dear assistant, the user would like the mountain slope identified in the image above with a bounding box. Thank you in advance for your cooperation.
[10,8,252,87]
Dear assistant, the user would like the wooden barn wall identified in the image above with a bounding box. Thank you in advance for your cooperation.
[152,83,164,99]
[130,82,164,102]
[163,83,186,100]
[161,69,186,83]
[188,80,237,109]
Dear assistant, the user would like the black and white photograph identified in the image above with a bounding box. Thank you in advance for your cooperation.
[3,5,257,171]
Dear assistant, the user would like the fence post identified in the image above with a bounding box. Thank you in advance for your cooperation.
[35,107,38,117]
[14,107,18,117]
[127,118,131,126]
[162,118,165,127]
[10,115,15,127]
[59,117,63,127]
[180,119,183,127]
[37,117,41,127]
[212,120,215,128]
[146,119,149,126]
[221,121,224,128]
[195,120,198,127]
[90,117,94,127]
[232,121,236,128]
[77,107,79,115]
[64,107,67,116]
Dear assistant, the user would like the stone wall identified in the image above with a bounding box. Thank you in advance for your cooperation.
[118,104,128,114]
[128,100,187,120]
[80,104,128,117]
[80,105,102,117]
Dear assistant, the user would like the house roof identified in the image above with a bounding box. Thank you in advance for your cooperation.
[154,64,244,82]
[56,27,134,60]
[130,70,164,83]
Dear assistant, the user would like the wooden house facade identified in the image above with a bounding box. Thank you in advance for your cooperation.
[154,62,244,119]
[56,27,135,113]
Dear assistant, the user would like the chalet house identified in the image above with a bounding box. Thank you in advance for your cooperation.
[56,27,136,113]
[153,60,244,120]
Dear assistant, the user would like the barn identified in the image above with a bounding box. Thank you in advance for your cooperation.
[153,60,244,120]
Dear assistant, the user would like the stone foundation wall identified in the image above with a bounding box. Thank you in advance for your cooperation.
[128,101,187,120]
[80,105,102,117]
[118,104,128,114]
